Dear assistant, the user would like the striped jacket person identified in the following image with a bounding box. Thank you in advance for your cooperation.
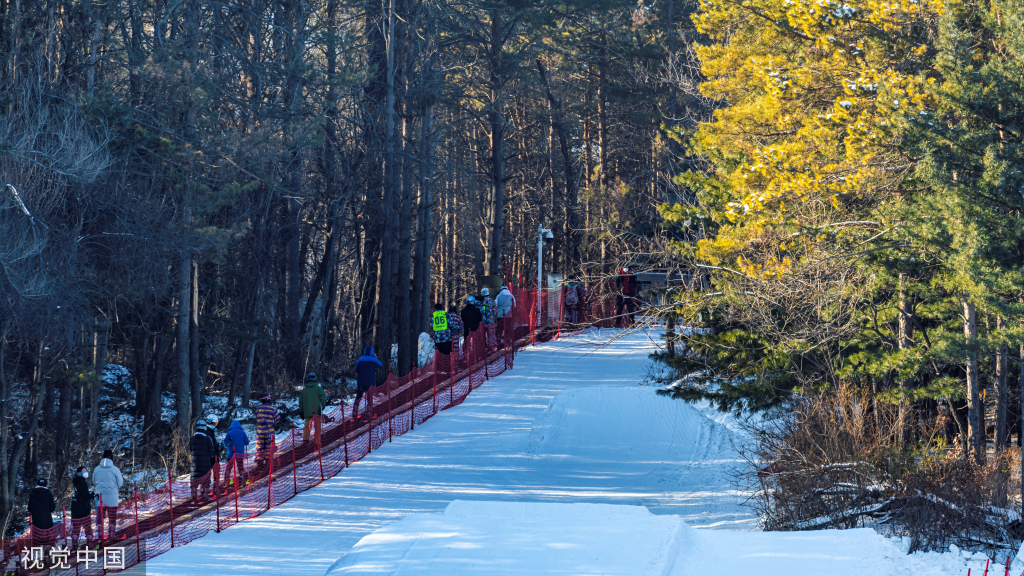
[254,395,280,452]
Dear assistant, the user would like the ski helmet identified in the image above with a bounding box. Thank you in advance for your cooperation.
[481,287,490,296]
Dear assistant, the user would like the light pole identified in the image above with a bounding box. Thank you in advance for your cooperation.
[537,225,553,326]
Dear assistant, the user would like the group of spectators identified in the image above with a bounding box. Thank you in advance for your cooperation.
[28,449,125,548]
[188,371,338,504]
[432,285,517,356]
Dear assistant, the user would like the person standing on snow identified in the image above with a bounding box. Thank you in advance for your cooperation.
[190,420,216,501]
[432,302,452,355]
[205,417,222,488]
[28,478,56,531]
[447,305,465,364]
[494,286,516,345]
[495,286,516,319]
[70,467,94,547]
[300,372,327,444]
[254,394,281,453]
[92,449,124,540]
[479,287,497,350]
[615,267,638,328]
[460,296,482,337]
[224,419,249,486]
[353,347,382,420]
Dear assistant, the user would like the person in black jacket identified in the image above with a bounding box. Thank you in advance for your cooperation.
[28,478,56,546]
[190,419,216,501]
[461,296,483,337]
[71,466,94,547]
[29,478,56,529]
[205,417,221,488]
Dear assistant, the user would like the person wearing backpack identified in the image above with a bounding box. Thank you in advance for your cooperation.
[300,372,328,444]
[447,305,465,365]
[479,288,497,350]
[354,347,382,420]
[223,419,250,486]
[432,302,452,355]
[190,420,216,501]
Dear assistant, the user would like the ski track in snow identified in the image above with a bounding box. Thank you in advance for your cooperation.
[147,329,978,576]
[146,329,754,575]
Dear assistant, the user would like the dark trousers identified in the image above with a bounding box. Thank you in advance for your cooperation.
[71,516,93,544]
[615,296,636,327]
[436,340,452,355]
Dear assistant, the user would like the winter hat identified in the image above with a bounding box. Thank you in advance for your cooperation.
[37,479,47,487]
[481,287,489,296]
[305,372,317,383]
[102,449,114,460]
[196,419,207,429]
[76,466,87,475]
[261,394,273,403]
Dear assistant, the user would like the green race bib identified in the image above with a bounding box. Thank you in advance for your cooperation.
[432,310,448,331]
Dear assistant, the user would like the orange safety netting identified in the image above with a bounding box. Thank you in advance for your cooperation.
[3,284,609,575]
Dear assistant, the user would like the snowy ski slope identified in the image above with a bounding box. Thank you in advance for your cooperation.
[147,329,977,576]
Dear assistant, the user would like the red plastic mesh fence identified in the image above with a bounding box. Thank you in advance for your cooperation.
[2,284,585,576]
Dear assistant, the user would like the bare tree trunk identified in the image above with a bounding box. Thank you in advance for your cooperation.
[598,31,609,277]
[177,255,192,431]
[242,331,256,408]
[190,261,202,420]
[897,276,911,446]
[485,9,505,276]
[90,318,109,447]
[373,0,399,375]
[413,7,436,336]
[996,315,1008,449]
[964,296,983,464]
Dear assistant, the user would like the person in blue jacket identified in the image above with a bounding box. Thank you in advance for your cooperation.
[353,346,383,420]
[223,420,249,486]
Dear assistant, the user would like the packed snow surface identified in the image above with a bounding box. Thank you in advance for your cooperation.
[326,500,963,576]
[327,501,685,575]
[146,328,975,576]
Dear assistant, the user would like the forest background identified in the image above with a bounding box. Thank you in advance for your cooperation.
[0,0,697,536]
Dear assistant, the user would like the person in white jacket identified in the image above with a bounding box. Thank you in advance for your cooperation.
[494,286,516,346]
[495,286,516,319]
[92,449,124,540]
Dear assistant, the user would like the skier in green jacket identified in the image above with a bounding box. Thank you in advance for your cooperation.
[300,373,327,445]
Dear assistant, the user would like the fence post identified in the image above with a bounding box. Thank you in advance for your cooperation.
[317,418,325,482]
[134,483,142,558]
[167,469,174,548]
[214,463,221,532]
[432,353,438,414]
[342,411,350,466]
[388,377,393,442]
[233,457,240,523]
[267,442,274,511]
[292,427,298,494]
